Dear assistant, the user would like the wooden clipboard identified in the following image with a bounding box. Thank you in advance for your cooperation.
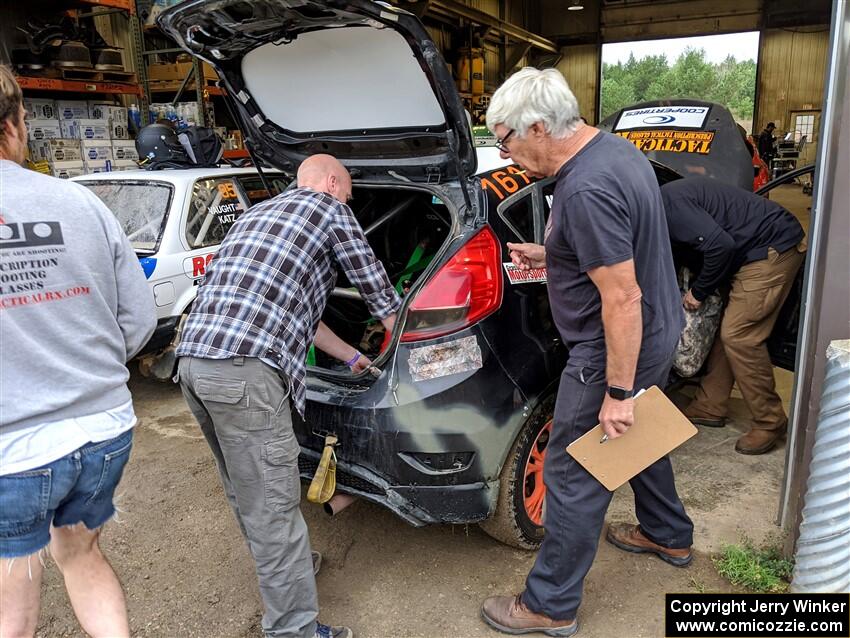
[566,385,697,491]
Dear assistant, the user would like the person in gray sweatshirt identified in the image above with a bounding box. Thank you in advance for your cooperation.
[0,67,156,638]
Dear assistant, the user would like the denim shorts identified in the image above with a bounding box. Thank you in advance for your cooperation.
[0,429,133,558]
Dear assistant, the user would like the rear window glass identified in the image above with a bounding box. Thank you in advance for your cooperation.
[79,181,173,253]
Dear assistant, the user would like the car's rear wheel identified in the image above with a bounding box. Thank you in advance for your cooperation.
[480,395,554,550]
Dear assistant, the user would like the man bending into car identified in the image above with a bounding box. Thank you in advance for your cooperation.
[176,153,400,638]
[481,68,693,636]
[662,177,806,455]
[0,66,156,638]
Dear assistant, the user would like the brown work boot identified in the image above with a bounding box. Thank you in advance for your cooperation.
[605,523,692,567]
[481,594,578,636]
[735,425,785,455]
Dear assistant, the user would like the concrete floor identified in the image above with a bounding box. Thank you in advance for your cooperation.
[33,367,794,638]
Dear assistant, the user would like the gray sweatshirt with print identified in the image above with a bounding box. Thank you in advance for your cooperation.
[0,160,156,430]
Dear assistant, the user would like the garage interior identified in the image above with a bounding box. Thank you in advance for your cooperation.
[3,0,847,636]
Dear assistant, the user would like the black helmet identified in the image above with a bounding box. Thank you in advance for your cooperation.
[135,123,189,168]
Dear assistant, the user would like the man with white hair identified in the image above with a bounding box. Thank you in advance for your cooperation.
[480,68,693,636]
[177,154,399,638]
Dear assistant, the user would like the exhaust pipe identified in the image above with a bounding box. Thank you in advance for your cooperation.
[323,493,357,516]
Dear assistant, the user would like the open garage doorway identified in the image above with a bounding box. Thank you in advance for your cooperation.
[600,32,760,133]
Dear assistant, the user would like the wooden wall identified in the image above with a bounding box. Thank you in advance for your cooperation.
[756,27,830,164]
[556,44,599,124]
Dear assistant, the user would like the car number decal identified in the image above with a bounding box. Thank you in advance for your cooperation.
[480,165,532,201]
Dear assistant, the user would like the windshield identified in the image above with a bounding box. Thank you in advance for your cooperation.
[79,181,174,253]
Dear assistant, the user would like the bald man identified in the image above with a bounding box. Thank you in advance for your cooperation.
[176,154,400,638]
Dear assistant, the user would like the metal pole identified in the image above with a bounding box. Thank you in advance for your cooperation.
[791,341,850,593]
[778,0,850,531]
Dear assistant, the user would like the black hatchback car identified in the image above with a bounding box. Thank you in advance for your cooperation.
[159,1,808,549]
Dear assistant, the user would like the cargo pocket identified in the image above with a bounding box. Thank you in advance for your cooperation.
[0,469,51,537]
[739,278,786,322]
[195,375,271,432]
[263,434,301,511]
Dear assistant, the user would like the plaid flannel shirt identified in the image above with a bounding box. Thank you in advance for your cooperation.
[176,187,401,417]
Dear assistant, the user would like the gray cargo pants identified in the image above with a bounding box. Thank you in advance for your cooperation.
[178,356,318,638]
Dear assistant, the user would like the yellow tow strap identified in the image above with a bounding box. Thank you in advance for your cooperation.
[307,434,338,504]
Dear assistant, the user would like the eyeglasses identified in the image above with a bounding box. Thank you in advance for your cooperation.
[495,129,515,152]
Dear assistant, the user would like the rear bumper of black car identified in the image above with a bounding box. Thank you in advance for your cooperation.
[297,449,499,526]
[296,330,527,525]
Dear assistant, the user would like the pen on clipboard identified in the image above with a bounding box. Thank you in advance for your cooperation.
[599,388,647,444]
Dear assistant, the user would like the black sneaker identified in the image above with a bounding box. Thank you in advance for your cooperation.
[315,622,352,638]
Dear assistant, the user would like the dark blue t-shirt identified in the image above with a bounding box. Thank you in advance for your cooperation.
[544,131,684,369]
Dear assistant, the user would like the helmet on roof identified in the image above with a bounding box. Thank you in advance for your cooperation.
[135,123,189,168]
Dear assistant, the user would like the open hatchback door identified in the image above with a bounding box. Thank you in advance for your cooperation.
[157,0,477,183]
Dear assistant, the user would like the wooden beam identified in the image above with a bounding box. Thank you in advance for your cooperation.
[502,43,532,79]
[428,0,558,53]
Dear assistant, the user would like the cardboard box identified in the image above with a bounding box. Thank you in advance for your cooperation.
[28,160,52,175]
[147,61,218,82]
[60,119,110,140]
[112,159,138,171]
[111,140,139,161]
[26,119,63,141]
[23,98,57,120]
[89,104,129,139]
[89,103,126,119]
[81,140,114,161]
[51,161,85,179]
[56,100,89,120]
[109,119,129,140]
[29,139,82,163]
[83,159,111,174]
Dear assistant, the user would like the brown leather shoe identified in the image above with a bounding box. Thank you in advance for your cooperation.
[688,415,726,428]
[735,427,785,455]
[481,594,578,636]
[683,405,726,428]
[605,523,692,567]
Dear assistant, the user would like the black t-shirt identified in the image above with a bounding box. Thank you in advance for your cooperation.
[661,177,804,300]
[544,131,685,368]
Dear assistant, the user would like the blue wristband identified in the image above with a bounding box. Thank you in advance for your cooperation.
[344,351,361,367]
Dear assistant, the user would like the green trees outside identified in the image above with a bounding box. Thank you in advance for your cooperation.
[600,47,757,122]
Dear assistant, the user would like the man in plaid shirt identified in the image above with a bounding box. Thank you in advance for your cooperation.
[177,154,399,638]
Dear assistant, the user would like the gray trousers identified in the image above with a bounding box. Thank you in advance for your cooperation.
[178,356,318,638]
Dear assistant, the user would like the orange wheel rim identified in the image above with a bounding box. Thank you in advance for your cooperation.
[523,420,551,526]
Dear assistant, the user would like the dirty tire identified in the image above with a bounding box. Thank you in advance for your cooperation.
[480,395,555,550]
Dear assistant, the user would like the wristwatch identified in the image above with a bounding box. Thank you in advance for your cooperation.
[607,385,634,401]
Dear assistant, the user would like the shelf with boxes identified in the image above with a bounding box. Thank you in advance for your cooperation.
[16,76,141,95]
[25,97,139,179]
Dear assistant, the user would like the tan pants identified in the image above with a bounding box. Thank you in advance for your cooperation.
[687,243,805,431]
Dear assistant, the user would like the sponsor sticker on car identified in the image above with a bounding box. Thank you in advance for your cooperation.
[615,130,715,154]
[182,253,215,280]
[614,106,710,131]
[503,262,548,284]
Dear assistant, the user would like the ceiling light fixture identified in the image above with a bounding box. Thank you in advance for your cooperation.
[568,0,585,10]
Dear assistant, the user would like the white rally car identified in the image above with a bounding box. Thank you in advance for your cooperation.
[74,166,287,378]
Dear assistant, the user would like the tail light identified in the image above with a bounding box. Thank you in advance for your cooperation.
[400,225,503,342]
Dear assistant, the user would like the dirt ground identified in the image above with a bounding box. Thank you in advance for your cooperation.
[32,365,794,638]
